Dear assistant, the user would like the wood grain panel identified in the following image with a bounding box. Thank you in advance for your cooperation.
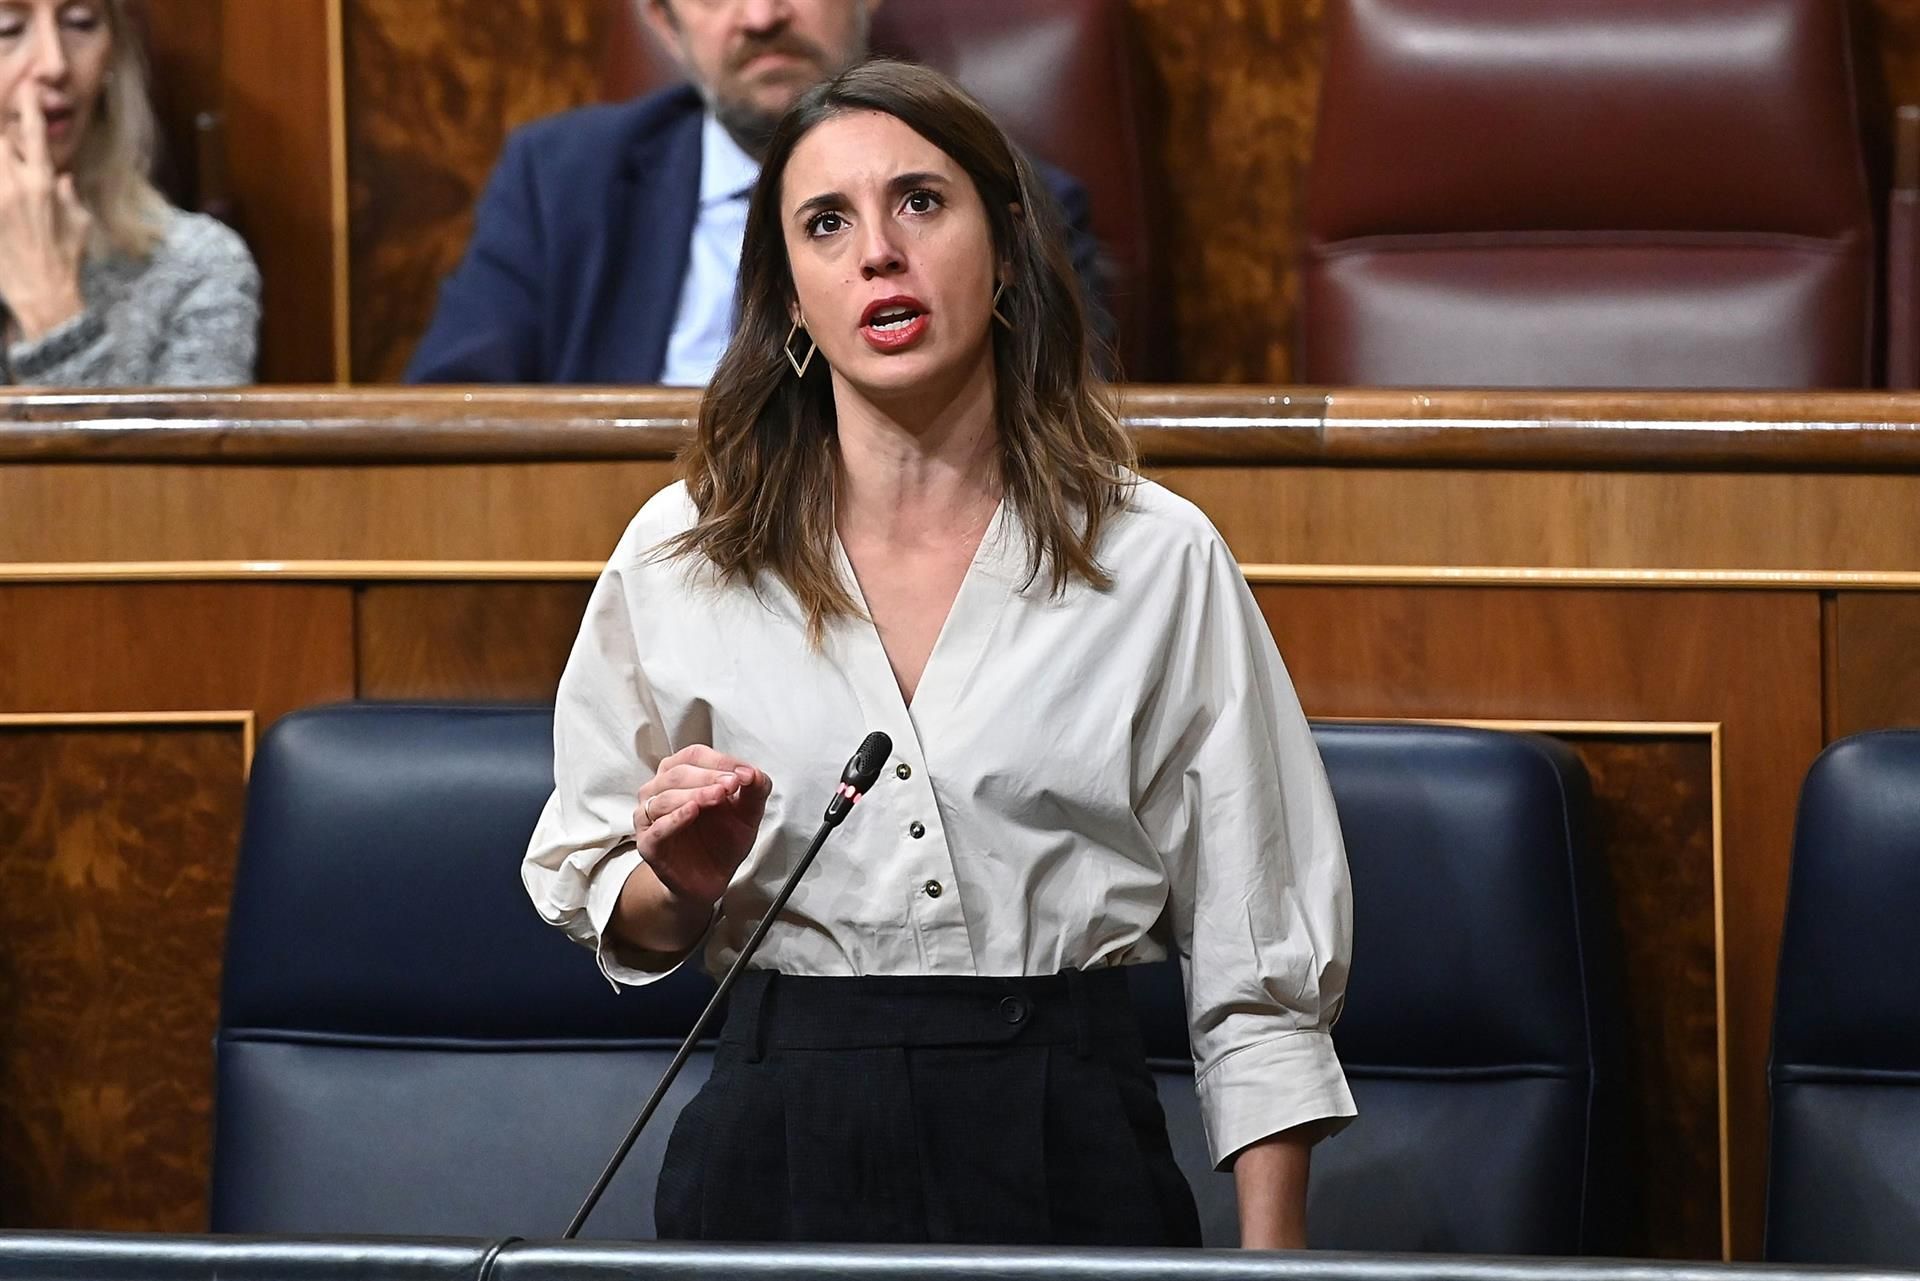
[0,584,355,728]
[358,582,593,698]
[0,462,676,563]
[18,462,1920,573]
[1832,592,1920,735]
[1150,466,1920,573]
[1126,0,1322,383]
[0,725,246,1230]
[1262,587,1823,1259]
[221,0,343,382]
[143,0,227,213]
[1571,735,1721,1259]
[344,0,605,381]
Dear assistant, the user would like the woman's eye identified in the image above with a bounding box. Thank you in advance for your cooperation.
[902,189,942,215]
[806,211,846,238]
[59,4,100,28]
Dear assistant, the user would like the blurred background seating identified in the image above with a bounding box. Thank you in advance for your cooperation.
[602,0,1164,380]
[1299,0,1877,390]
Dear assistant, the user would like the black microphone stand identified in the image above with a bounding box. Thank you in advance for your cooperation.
[562,731,892,1238]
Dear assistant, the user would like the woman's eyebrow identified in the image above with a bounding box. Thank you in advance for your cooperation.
[792,191,848,223]
[887,171,950,193]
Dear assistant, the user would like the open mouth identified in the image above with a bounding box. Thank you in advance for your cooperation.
[858,296,932,353]
[866,305,921,332]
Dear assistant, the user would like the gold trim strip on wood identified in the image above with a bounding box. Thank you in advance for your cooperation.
[1241,565,1920,590]
[6,560,1920,589]
[1330,714,1732,1260]
[0,710,258,776]
[0,561,610,582]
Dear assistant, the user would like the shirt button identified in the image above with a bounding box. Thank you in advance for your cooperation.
[896,762,912,780]
[923,879,942,898]
[909,820,926,839]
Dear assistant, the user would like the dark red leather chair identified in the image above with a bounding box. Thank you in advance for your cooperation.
[1299,0,1877,389]
[603,0,1164,379]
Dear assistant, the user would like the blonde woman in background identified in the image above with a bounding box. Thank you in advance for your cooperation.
[0,0,258,385]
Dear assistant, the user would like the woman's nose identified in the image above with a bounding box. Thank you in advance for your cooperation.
[858,225,905,279]
[27,19,70,83]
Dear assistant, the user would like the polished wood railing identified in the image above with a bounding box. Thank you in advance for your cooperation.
[7,385,1920,466]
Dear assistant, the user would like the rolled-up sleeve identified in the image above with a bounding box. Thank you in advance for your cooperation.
[1134,532,1356,1168]
[522,549,694,988]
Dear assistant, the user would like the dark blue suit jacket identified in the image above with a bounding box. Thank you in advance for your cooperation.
[407,86,1103,385]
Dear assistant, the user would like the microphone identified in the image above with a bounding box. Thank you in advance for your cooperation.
[825,729,893,826]
[563,731,893,1238]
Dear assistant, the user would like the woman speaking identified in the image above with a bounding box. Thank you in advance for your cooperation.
[524,59,1354,1249]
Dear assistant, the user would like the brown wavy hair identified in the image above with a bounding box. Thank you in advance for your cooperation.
[666,59,1134,639]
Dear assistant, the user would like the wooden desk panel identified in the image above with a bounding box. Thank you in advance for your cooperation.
[3,387,1916,1257]
[0,582,355,1232]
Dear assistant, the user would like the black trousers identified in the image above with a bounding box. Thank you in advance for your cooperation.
[655,968,1203,1246]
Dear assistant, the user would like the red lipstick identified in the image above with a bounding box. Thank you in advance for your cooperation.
[859,294,930,353]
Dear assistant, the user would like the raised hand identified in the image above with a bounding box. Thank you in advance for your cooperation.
[634,745,774,905]
[0,83,88,341]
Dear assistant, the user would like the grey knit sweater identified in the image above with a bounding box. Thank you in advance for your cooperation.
[4,206,261,386]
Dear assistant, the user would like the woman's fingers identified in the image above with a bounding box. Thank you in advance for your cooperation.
[655,778,747,820]
[738,764,773,802]
[640,764,742,819]
[650,762,742,794]
[661,743,755,777]
[635,782,748,866]
[15,87,46,174]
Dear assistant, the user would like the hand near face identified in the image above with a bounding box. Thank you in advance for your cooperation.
[0,82,87,341]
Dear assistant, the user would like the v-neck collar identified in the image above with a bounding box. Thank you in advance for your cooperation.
[828,499,1019,756]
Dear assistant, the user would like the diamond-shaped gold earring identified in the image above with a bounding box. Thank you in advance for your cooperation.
[785,320,818,377]
[991,281,1013,329]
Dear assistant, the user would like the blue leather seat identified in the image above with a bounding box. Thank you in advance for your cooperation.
[1766,730,1920,1265]
[212,706,1623,1252]
[1140,724,1627,1251]
[211,703,716,1239]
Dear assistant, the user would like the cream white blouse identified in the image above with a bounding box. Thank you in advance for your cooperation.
[523,477,1356,1166]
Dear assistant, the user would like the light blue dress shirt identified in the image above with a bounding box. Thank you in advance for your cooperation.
[658,114,761,387]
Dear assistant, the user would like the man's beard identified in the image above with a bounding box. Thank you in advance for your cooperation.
[712,95,785,160]
[708,13,870,160]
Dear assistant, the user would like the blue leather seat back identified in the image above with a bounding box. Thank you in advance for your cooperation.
[214,707,1621,1253]
[1766,731,1920,1265]
[212,703,707,1238]
[1137,724,1624,1252]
